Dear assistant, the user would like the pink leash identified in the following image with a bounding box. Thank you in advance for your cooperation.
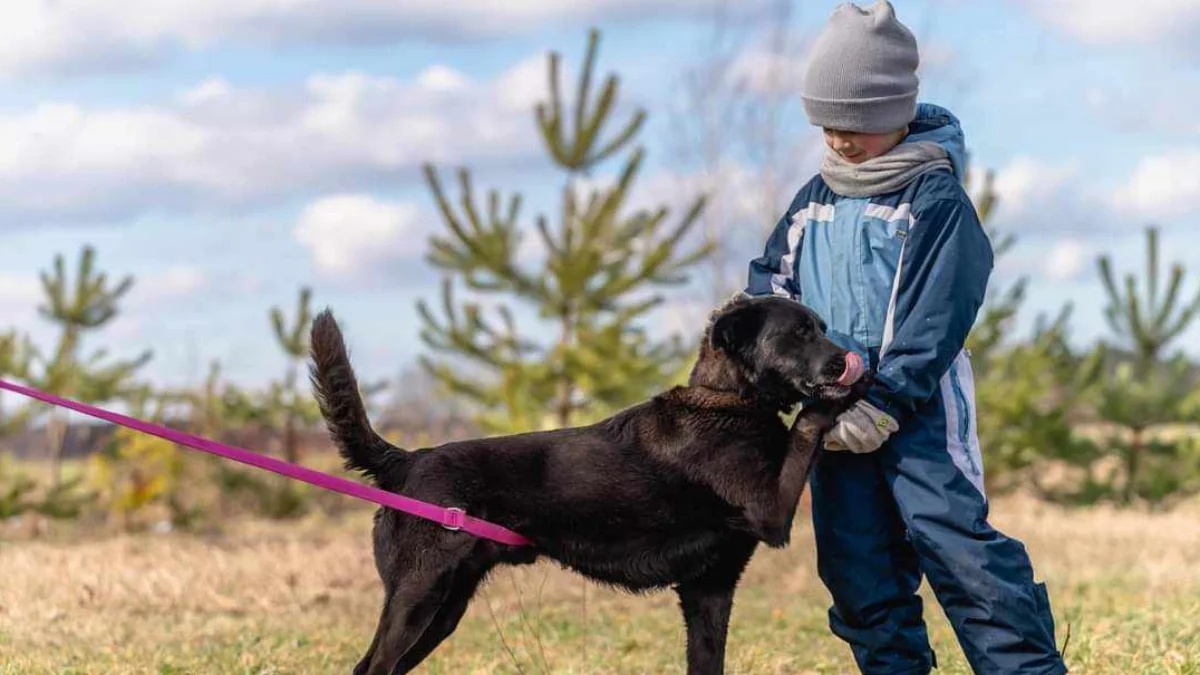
[0,378,532,547]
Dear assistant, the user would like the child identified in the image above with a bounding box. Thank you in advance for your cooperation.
[743,2,1067,673]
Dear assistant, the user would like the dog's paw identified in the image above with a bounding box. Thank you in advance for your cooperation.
[759,526,790,549]
[726,514,768,541]
[735,508,790,548]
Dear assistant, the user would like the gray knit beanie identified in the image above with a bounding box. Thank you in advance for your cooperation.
[802,0,920,134]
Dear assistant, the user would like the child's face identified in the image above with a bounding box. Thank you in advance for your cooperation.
[823,127,908,164]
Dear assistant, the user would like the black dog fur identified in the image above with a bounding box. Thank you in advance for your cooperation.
[309,295,871,675]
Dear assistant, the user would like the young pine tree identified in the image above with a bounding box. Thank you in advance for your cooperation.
[418,29,711,434]
[962,160,1101,494]
[1095,226,1200,505]
[964,162,1025,360]
[269,286,317,465]
[0,330,37,433]
[35,246,151,488]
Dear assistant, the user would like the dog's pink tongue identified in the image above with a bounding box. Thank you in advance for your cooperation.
[837,351,865,386]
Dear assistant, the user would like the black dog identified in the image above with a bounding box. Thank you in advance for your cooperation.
[309,295,870,675]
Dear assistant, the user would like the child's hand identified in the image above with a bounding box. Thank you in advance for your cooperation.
[824,400,899,453]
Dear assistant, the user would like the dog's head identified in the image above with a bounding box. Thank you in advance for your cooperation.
[692,295,869,407]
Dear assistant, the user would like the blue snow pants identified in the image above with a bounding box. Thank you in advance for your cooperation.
[810,371,1068,674]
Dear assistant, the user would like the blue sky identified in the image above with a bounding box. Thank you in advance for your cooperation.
[0,0,1197,400]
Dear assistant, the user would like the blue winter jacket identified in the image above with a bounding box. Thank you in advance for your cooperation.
[745,103,993,422]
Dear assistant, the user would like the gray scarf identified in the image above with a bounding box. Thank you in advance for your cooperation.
[820,140,953,198]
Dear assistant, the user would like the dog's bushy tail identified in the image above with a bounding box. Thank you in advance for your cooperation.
[309,309,406,484]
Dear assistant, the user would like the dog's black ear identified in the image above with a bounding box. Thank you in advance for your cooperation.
[711,304,763,355]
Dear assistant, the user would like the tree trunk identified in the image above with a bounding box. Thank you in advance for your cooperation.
[554,171,580,430]
[284,409,299,464]
[283,366,301,464]
[47,412,67,489]
[1123,427,1144,505]
[555,311,575,428]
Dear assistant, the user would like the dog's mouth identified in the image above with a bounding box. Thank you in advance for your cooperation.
[805,382,854,400]
[802,352,865,400]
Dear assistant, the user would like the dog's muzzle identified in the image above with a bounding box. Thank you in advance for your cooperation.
[836,351,865,386]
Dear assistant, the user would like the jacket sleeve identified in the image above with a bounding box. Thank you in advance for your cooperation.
[745,195,804,298]
[865,197,993,421]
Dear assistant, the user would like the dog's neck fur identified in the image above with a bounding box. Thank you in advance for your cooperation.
[687,336,743,392]
[686,330,791,411]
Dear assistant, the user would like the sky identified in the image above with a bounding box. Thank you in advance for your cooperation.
[0,0,1197,400]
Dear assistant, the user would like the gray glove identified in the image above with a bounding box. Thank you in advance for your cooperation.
[824,400,899,453]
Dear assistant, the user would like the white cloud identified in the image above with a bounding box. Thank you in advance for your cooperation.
[1024,0,1200,56]
[989,156,1082,230]
[919,43,961,75]
[989,150,1200,240]
[993,236,1099,285]
[1084,78,1200,136]
[651,296,713,338]
[0,60,548,227]
[177,77,234,106]
[992,157,1078,214]
[729,47,806,97]
[495,56,555,114]
[106,316,146,341]
[417,65,472,94]
[0,0,754,78]
[0,275,42,323]
[130,266,208,307]
[1113,150,1200,221]
[1043,239,1090,281]
[293,194,422,277]
[634,158,798,229]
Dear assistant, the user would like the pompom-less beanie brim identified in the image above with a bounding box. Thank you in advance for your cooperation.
[802,91,917,134]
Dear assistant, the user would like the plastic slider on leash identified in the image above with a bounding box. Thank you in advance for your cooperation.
[0,378,531,547]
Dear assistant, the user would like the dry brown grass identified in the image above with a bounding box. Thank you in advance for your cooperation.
[2,496,1200,674]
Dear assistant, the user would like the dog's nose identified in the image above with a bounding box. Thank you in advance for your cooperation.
[836,351,865,386]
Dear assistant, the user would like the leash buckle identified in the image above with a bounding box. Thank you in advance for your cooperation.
[441,507,466,531]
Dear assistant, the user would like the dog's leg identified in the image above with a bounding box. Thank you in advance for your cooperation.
[352,608,385,675]
[741,406,839,548]
[353,595,398,675]
[355,574,452,675]
[675,543,755,675]
[677,582,735,675]
[389,560,492,674]
[354,526,476,675]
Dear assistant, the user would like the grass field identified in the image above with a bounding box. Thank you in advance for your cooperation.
[2,496,1199,674]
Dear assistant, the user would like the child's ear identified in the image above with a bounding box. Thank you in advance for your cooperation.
[711,305,763,355]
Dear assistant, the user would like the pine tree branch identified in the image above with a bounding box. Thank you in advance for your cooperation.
[589,109,647,168]
[536,51,568,166]
[573,29,600,167]
[1097,255,1121,316]
[425,165,543,302]
[1163,290,1200,345]
[576,76,617,166]
[1152,265,1185,334]
[1147,226,1160,311]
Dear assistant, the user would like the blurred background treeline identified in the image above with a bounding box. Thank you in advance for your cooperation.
[2,17,1198,537]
